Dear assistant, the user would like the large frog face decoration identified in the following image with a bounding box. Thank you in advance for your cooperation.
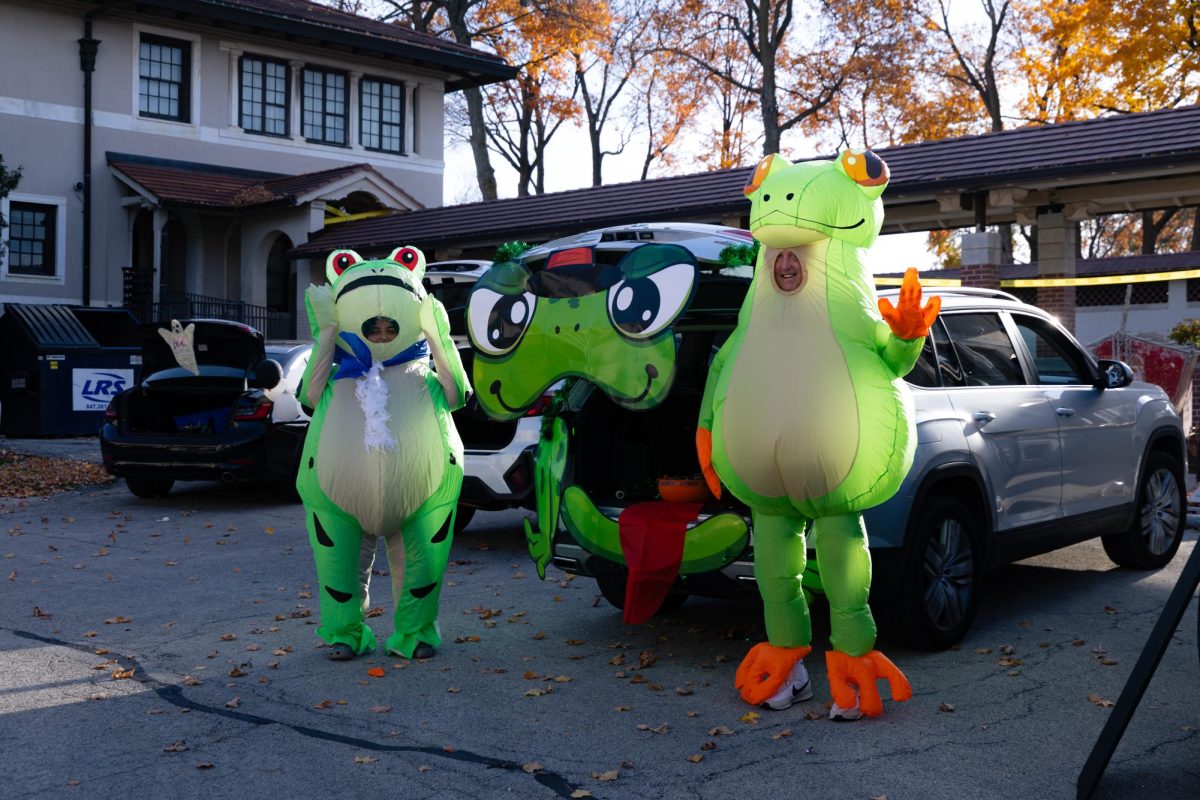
[466,243,698,420]
[324,246,428,361]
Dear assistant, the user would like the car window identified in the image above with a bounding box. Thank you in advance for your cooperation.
[940,312,1025,386]
[424,278,474,310]
[906,335,939,388]
[931,318,965,387]
[1010,314,1092,385]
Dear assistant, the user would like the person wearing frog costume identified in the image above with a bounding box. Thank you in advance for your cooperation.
[297,246,470,661]
[697,149,938,719]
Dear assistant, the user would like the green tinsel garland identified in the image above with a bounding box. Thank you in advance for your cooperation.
[494,240,533,263]
[718,242,760,268]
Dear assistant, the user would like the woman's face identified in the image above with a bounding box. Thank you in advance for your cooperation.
[363,316,399,344]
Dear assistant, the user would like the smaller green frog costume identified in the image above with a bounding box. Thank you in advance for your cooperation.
[297,246,470,659]
[698,150,938,717]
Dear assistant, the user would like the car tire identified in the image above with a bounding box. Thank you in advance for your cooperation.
[434,506,476,540]
[594,572,689,615]
[126,477,174,498]
[879,494,981,651]
[1101,450,1185,569]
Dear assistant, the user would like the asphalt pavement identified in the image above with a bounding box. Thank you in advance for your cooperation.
[0,440,1197,799]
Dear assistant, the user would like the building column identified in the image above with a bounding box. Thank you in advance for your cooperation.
[151,208,167,305]
[1036,211,1078,333]
[348,71,362,150]
[959,230,1003,290]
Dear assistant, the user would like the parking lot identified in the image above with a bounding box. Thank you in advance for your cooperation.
[1,464,1198,799]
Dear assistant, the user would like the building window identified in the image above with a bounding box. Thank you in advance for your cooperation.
[6,201,57,277]
[139,35,190,121]
[302,68,347,146]
[240,55,289,136]
[361,78,405,154]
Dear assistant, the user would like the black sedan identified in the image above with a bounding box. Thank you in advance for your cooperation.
[100,319,308,498]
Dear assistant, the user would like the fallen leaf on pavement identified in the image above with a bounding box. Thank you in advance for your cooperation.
[195,763,214,770]
[417,765,432,773]
[367,667,386,678]
[314,699,333,709]
[1088,693,1115,708]
[224,697,240,709]
[105,616,132,625]
[686,754,704,763]
[592,769,619,782]
[354,756,377,765]
[369,706,392,714]
[111,668,134,680]
[771,729,792,740]
[163,740,189,753]
[570,791,593,798]
[739,711,760,725]
[939,703,955,713]
[708,726,733,736]
[522,762,543,774]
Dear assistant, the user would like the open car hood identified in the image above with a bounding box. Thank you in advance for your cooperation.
[140,319,265,378]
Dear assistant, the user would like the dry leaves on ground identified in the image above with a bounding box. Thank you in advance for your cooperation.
[0,450,113,497]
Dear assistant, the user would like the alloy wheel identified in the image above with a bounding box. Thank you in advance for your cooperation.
[1140,467,1181,556]
[922,518,975,632]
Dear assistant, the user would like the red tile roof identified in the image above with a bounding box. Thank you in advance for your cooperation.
[108,153,408,210]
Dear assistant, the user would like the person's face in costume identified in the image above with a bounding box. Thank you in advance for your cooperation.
[364,316,399,344]
[772,249,804,293]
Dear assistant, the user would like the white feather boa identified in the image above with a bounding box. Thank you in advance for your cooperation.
[354,360,397,451]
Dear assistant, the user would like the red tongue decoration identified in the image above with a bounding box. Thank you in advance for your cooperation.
[617,502,703,624]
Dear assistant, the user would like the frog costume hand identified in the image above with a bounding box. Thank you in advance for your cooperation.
[296,247,470,661]
[698,150,935,718]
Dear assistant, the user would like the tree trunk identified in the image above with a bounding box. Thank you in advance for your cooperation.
[463,86,498,201]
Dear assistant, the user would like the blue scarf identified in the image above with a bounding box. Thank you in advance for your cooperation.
[332,332,430,381]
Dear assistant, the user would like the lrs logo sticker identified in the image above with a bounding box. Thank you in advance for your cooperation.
[73,369,133,411]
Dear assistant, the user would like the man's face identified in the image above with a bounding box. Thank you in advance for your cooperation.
[772,249,804,293]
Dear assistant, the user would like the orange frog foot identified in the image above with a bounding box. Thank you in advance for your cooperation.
[734,642,811,706]
[878,267,940,340]
[825,649,913,718]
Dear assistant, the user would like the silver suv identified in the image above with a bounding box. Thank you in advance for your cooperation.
[532,227,1187,650]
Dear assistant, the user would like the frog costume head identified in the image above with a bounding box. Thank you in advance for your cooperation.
[466,243,698,420]
[323,246,429,370]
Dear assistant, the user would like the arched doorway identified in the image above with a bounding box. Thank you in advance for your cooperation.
[265,234,296,338]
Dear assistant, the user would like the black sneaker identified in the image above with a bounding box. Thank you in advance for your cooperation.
[327,643,355,661]
[413,642,435,659]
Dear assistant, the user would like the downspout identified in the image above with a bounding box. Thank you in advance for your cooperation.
[78,13,101,306]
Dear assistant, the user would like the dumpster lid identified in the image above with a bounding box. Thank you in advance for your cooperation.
[4,304,99,348]
[140,318,266,376]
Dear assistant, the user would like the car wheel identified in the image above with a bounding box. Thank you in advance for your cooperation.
[126,477,174,498]
[594,572,689,615]
[434,506,476,540]
[1101,450,1185,569]
[880,494,981,650]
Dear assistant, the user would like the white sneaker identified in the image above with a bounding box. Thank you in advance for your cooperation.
[829,696,863,722]
[761,659,814,710]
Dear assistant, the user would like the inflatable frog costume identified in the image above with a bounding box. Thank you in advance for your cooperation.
[297,247,470,660]
[698,150,938,718]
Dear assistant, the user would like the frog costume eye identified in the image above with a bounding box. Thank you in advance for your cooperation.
[468,288,537,356]
[607,262,694,339]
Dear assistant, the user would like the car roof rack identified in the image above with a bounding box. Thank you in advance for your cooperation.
[878,285,1023,303]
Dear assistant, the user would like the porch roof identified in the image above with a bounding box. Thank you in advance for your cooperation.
[108,153,420,211]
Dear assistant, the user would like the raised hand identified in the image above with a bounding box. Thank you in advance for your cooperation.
[878,267,940,340]
[825,649,912,717]
[306,284,337,332]
[734,642,811,705]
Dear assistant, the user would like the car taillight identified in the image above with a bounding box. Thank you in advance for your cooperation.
[104,400,118,423]
[233,401,273,422]
[524,391,556,417]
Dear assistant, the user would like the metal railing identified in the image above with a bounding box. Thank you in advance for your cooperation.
[124,287,295,340]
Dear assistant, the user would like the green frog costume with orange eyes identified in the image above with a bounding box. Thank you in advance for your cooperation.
[698,150,938,717]
[296,247,469,660]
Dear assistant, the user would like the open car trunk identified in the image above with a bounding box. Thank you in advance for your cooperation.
[570,330,724,506]
[121,371,249,434]
[121,320,265,435]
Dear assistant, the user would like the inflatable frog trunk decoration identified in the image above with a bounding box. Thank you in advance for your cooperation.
[297,246,470,661]
[698,150,938,718]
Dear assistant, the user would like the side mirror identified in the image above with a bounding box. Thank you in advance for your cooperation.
[1095,359,1134,390]
[254,359,284,390]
